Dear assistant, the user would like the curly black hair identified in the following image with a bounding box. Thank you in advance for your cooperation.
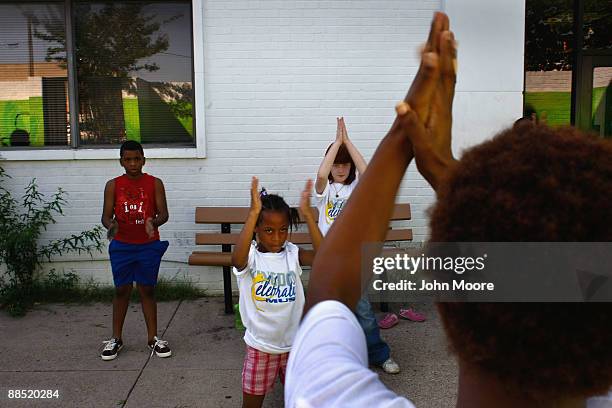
[257,189,300,232]
[430,125,612,402]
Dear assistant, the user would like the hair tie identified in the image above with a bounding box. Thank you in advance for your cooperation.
[260,188,268,197]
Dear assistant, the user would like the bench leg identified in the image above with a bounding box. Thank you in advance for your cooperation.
[223,265,233,314]
[221,225,233,314]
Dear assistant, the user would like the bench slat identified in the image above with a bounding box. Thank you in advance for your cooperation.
[189,251,232,266]
[391,203,411,220]
[189,249,315,267]
[195,207,320,224]
[195,203,411,224]
[196,232,313,245]
[195,228,412,245]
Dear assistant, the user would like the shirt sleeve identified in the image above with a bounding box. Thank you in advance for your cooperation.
[315,182,328,206]
[232,241,255,278]
[286,242,303,277]
[285,301,416,408]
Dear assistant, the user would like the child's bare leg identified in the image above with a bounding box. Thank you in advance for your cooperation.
[242,393,265,408]
[137,284,157,343]
[112,284,133,339]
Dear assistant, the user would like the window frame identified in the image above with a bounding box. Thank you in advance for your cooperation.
[0,0,206,160]
[523,0,612,130]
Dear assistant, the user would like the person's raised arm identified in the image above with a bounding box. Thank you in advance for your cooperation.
[340,117,367,175]
[146,178,169,238]
[101,180,118,240]
[231,177,262,271]
[305,12,455,313]
[298,179,323,266]
[405,29,459,192]
[315,118,343,194]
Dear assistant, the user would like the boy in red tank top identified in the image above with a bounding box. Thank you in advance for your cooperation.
[100,141,171,361]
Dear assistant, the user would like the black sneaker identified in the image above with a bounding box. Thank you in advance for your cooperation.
[148,336,171,358]
[101,338,123,361]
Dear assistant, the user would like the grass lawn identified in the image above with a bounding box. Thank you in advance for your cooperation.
[525,86,608,128]
[0,98,44,146]
[524,91,571,126]
[1,97,192,146]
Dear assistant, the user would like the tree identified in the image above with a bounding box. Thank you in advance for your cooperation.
[582,0,612,51]
[525,0,574,71]
[31,4,179,143]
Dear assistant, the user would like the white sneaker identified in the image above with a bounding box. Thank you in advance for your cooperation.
[381,358,400,374]
[101,338,123,361]
[148,336,172,358]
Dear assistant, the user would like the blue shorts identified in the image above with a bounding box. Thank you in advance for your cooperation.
[109,240,169,287]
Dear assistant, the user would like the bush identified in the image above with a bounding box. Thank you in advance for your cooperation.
[0,167,104,316]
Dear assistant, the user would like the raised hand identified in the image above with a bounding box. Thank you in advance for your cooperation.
[340,117,349,144]
[400,12,448,123]
[335,117,343,145]
[300,179,314,215]
[233,176,263,270]
[250,176,262,214]
[396,12,457,191]
[299,178,322,255]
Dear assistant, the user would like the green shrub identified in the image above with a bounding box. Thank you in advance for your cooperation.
[0,167,104,316]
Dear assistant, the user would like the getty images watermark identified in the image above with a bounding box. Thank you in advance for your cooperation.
[372,251,490,291]
[361,243,612,302]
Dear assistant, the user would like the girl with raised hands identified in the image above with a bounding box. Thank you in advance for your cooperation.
[315,117,366,236]
[314,117,422,375]
[232,177,321,408]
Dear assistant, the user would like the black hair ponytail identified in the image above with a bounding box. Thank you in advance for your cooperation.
[257,188,301,232]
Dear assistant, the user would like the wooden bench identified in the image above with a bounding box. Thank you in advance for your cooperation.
[189,204,413,313]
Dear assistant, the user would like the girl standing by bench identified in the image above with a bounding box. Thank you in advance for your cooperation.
[315,117,425,375]
[232,177,322,408]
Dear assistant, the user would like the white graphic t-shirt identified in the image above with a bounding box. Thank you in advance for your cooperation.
[315,179,358,236]
[233,241,304,354]
[285,300,416,407]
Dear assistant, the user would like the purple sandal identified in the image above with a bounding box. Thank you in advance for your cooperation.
[378,313,399,329]
[399,308,426,322]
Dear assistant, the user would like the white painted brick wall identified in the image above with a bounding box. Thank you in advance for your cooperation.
[0,0,525,295]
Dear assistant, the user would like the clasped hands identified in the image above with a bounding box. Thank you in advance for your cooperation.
[396,12,458,192]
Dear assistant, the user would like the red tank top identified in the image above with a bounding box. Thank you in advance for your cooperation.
[113,173,160,244]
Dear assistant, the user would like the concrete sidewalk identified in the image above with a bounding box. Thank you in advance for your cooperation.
[0,298,457,407]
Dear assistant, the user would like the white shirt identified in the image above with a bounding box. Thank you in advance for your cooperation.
[233,241,304,354]
[285,300,416,408]
[315,180,358,236]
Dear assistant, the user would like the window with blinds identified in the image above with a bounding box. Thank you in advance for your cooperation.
[0,2,69,147]
[75,2,194,146]
[0,1,194,149]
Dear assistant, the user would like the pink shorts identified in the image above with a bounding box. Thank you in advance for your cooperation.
[242,345,289,395]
